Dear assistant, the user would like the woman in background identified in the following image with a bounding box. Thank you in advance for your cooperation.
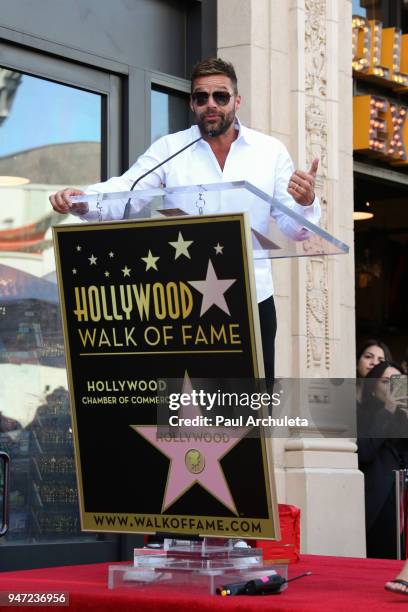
[356,339,392,403]
[357,361,408,560]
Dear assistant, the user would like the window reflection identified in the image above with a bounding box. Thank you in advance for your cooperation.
[0,68,101,543]
[151,87,190,143]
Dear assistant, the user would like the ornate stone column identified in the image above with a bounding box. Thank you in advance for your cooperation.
[218,0,365,555]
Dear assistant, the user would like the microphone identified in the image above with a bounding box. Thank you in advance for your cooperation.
[122,132,214,219]
[216,571,312,596]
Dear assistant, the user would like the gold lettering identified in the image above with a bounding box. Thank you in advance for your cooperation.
[88,286,101,322]
[180,282,193,318]
[152,283,166,320]
[133,284,150,321]
[195,325,208,345]
[125,327,137,346]
[166,282,180,319]
[210,324,227,343]
[144,326,161,346]
[112,328,124,347]
[98,328,111,347]
[73,287,88,321]
[110,286,123,321]
[181,325,193,345]
[78,327,96,347]
[162,325,174,345]
[120,285,133,320]
[100,286,113,321]
[229,324,242,344]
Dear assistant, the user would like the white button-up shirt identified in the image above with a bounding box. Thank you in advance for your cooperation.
[81,121,321,302]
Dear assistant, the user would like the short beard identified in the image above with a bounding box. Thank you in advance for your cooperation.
[197,109,236,137]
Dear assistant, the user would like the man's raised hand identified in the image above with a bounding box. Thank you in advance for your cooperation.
[287,158,319,206]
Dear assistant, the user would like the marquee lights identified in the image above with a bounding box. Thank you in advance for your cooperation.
[352,16,408,88]
[353,15,408,166]
[352,16,371,72]
[388,103,407,157]
[354,95,408,164]
[368,96,387,152]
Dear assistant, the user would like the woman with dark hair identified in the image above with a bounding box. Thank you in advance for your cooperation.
[356,339,392,403]
[358,361,408,560]
[356,338,392,378]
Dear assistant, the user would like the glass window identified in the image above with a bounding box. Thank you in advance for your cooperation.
[0,68,102,545]
[151,86,191,142]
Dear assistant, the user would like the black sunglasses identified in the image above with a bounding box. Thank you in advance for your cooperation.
[191,91,233,107]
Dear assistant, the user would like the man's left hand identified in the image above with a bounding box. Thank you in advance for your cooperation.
[287,158,319,206]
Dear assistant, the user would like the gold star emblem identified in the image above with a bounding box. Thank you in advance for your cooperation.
[141,250,159,271]
[89,254,97,265]
[169,232,193,260]
[185,449,205,474]
[122,266,131,277]
[214,243,224,255]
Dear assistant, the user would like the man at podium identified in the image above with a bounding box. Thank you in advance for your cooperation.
[50,57,320,380]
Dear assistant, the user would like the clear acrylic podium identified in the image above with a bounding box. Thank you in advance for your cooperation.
[69,181,348,593]
[71,180,349,260]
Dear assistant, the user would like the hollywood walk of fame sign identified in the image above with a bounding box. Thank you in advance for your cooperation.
[53,213,279,539]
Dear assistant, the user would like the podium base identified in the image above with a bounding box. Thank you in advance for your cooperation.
[108,539,288,594]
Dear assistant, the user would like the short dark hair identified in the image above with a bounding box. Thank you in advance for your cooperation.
[191,57,238,94]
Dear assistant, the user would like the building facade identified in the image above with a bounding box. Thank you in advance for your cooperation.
[0,0,370,569]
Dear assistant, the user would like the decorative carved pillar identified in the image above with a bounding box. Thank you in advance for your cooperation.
[218,0,365,555]
[284,0,365,556]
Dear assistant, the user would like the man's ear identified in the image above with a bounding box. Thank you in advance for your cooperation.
[189,96,194,113]
[235,94,241,112]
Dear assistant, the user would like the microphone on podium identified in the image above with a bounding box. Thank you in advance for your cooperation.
[122,131,215,219]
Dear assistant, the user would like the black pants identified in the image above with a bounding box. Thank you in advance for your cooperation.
[258,295,277,381]
[366,487,398,559]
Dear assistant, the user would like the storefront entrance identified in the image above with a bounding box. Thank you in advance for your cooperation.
[354,163,408,363]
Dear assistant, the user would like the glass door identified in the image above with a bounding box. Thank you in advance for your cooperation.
[0,46,121,570]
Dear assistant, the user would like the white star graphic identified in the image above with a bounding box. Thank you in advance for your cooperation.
[188,259,236,317]
[104,271,110,277]
[76,245,82,252]
[214,243,224,255]
[89,254,97,265]
[72,268,77,275]
[109,251,114,258]
[169,232,193,260]
[122,266,131,277]
[141,250,159,271]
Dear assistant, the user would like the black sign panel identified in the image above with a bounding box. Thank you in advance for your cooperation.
[53,214,278,538]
